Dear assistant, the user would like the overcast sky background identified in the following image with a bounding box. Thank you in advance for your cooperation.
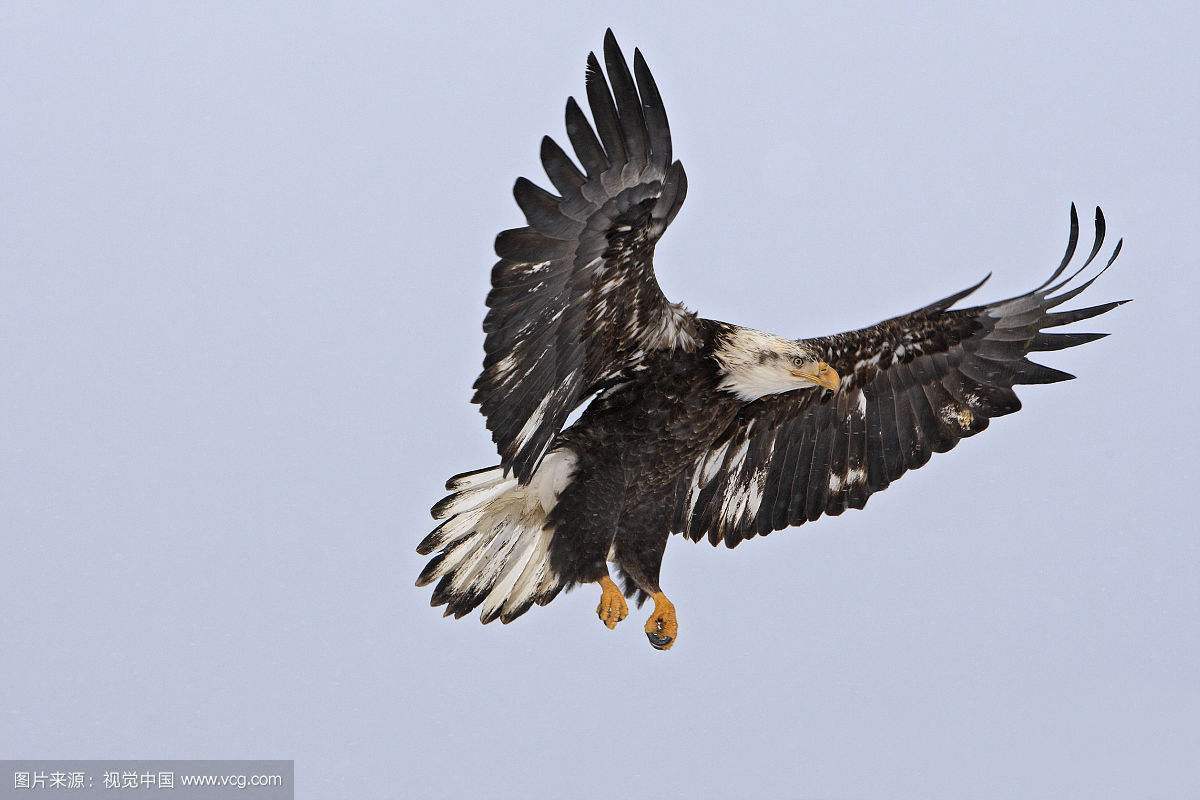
[2,3,1198,798]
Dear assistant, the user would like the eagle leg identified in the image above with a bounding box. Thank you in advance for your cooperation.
[596,575,629,630]
[644,591,678,651]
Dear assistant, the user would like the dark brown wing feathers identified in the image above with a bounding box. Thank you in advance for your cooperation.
[473,30,693,482]
[675,206,1127,547]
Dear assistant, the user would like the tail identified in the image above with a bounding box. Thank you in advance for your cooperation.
[416,450,576,624]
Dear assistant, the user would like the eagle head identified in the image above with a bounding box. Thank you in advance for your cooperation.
[715,327,841,402]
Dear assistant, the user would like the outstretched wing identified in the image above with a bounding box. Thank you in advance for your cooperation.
[473,30,696,482]
[674,207,1127,547]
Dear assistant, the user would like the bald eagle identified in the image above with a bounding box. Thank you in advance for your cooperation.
[417,30,1126,650]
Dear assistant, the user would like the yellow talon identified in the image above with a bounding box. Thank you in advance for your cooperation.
[596,575,629,630]
[644,591,678,650]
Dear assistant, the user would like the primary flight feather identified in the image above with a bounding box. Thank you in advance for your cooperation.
[417,30,1126,650]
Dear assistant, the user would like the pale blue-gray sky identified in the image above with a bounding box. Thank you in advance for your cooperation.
[2,3,1198,798]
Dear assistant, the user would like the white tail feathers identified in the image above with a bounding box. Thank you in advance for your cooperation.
[417,449,576,624]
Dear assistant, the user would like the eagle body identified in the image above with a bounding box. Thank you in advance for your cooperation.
[416,31,1127,650]
[549,321,743,596]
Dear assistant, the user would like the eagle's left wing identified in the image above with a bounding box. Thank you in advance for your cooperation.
[673,207,1127,547]
[473,31,694,483]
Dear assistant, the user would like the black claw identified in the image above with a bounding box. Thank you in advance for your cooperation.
[646,632,673,650]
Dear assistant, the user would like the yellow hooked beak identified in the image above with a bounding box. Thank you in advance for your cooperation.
[791,361,841,392]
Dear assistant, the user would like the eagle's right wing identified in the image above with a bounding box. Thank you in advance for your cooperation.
[673,207,1127,547]
[473,30,695,483]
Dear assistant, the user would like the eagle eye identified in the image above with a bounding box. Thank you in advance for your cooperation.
[790,355,804,368]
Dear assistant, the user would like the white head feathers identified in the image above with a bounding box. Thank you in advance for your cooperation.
[714,327,836,402]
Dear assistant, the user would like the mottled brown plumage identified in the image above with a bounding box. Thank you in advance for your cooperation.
[417,30,1126,649]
